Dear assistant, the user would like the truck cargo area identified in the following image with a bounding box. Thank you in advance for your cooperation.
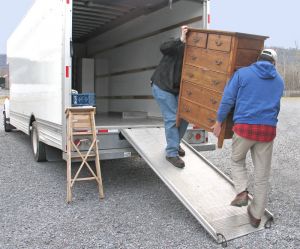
[71,0,204,129]
[60,0,214,161]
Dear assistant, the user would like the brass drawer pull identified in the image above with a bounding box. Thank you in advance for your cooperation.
[215,60,223,65]
[210,98,217,105]
[215,39,223,46]
[186,90,192,96]
[207,118,215,123]
[187,73,194,78]
[193,37,201,43]
[184,107,191,113]
[212,80,220,85]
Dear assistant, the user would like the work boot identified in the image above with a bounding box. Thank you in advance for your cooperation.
[178,146,185,157]
[166,156,185,168]
[230,191,249,207]
[247,206,261,228]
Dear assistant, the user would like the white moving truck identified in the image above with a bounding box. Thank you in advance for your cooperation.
[4,0,214,161]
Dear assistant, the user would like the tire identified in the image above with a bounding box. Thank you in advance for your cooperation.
[31,121,47,162]
[3,111,12,132]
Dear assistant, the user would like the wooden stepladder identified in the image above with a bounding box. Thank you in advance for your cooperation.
[65,107,104,203]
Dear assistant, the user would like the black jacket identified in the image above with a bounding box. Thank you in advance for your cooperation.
[151,38,185,94]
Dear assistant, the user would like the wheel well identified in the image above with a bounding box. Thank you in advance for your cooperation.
[3,98,9,114]
[29,115,36,135]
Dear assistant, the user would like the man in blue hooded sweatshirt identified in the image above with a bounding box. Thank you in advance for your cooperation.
[212,49,284,228]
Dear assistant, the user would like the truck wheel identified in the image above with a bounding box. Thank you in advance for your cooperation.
[31,121,47,162]
[3,111,12,132]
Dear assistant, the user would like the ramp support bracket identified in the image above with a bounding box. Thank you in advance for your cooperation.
[264,216,274,229]
[217,233,227,248]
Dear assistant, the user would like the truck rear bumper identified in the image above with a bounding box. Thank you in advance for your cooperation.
[62,147,138,161]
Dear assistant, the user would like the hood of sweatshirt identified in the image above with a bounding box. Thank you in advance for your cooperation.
[250,61,277,79]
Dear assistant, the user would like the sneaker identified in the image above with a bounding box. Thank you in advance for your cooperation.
[166,156,185,168]
[178,146,185,157]
[230,191,249,207]
[247,206,261,228]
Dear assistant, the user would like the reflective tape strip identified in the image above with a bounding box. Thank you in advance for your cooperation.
[98,129,108,133]
[66,66,69,78]
[98,129,119,133]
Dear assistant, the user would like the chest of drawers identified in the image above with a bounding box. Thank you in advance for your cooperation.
[177,29,268,148]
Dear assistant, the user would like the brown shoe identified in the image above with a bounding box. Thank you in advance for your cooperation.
[230,191,249,207]
[166,156,185,168]
[178,146,185,157]
[247,206,261,228]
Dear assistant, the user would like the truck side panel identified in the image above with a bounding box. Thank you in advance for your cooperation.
[7,0,64,133]
[7,0,65,148]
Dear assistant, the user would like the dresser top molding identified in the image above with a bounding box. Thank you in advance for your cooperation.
[187,28,269,40]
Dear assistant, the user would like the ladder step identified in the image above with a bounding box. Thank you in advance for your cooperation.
[72,177,97,182]
[73,132,93,135]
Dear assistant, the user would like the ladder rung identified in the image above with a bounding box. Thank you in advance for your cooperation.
[73,123,92,129]
[72,177,97,182]
[73,132,93,135]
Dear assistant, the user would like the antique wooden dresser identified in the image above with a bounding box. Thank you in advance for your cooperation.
[177,29,268,147]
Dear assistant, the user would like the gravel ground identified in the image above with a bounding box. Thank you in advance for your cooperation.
[0,97,299,249]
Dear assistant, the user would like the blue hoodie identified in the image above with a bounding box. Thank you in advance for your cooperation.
[217,61,284,126]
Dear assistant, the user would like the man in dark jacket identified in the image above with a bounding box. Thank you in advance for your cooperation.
[151,26,188,168]
[212,49,284,228]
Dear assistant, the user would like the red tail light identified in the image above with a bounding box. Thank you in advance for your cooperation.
[195,133,201,140]
[98,129,109,133]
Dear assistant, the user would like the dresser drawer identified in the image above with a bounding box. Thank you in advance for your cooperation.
[178,99,218,130]
[181,81,222,111]
[181,64,228,93]
[178,99,201,124]
[207,34,232,52]
[185,46,230,73]
[198,108,217,130]
[186,32,207,48]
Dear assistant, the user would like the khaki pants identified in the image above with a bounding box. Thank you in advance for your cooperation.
[231,133,274,219]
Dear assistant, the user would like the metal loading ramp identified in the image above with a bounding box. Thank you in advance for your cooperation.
[121,127,274,246]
